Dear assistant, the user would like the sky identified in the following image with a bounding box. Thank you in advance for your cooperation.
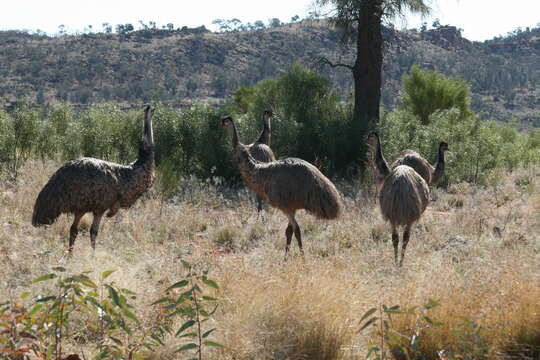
[1,0,539,41]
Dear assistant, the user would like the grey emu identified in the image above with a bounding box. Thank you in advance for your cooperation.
[368,132,429,266]
[221,115,342,255]
[391,142,449,185]
[247,110,276,214]
[32,105,156,252]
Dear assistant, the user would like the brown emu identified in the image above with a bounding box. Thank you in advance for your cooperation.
[391,142,449,185]
[220,115,342,255]
[247,110,276,213]
[32,105,156,252]
[368,132,429,266]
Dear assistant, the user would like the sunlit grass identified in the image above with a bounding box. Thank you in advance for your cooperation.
[0,161,538,359]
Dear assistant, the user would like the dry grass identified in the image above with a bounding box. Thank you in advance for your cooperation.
[0,161,539,359]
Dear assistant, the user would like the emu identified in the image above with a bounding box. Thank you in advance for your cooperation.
[368,132,429,266]
[391,142,449,186]
[247,110,276,214]
[220,115,342,255]
[32,105,156,252]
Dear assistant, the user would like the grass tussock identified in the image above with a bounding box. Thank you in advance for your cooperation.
[386,268,540,359]
[0,161,539,359]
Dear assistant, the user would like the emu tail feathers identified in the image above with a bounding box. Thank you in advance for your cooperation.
[308,177,342,220]
[32,184,63,226]
[379,166,429,227]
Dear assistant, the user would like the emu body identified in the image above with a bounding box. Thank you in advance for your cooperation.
[246,110,276,213]
[368,133,429,266]
[391,142,448,186]
[32,105,155,252]
[221,115,342,255]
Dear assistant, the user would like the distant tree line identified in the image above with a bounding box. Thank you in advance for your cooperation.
[1,66,538,186]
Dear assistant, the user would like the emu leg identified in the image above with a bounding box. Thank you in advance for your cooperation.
[90,212,105,250]
[285,224,294,257]
[68,213,83,253]
[391,226,399,265]
[292,220,303,255]
[256,196,263,214]
[106,201,120,218]
[399,225,412,267]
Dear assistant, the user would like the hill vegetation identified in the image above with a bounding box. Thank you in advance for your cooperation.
[1,20,539,125]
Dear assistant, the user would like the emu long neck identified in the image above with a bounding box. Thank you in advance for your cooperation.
[227,119,263,192]
[432,146,445,184]
[256,114,271,145]
[134,110,155,169]
[228,119,240,150]
[374,138,390,178]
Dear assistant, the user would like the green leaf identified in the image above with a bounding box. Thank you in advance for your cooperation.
[109,336,123,346]
[152,297,172,306]
[203,340,224,347]
[175,343,197,352]
[202,296,217,301]
[176,320,196,336]
[123,308,140,323]
[36,296,56,303]
[181,260,192,269]
[150,334,165,346]
[359,317,378,332]
[359,308,377,324]
[75,275,97,289]
[33,274,57,283]
[101,270,116,280]
[202,328,216,338]
[202,278,219,289]
[179,332,197,338]
[121,288,137,296]
[20,291,31,299]
[167,280,189,291]
[28,304,43,316]
[424,298,440,310]
[106,285,122,308]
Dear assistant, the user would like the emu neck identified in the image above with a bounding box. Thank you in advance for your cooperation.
[228,120,240,150]
[375,139,390,178]
[133,143,155,170]
[256,116,271,145]
[432,147,445,183]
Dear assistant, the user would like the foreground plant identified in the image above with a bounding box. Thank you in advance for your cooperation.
[152,260,223,359]
[0,268,165,360]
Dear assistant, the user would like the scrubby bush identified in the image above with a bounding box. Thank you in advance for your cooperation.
[378,108,540,184]
[233,63,357,175]
[401,65,472,124]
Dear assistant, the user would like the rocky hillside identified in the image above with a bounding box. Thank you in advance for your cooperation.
[1,21,539,125]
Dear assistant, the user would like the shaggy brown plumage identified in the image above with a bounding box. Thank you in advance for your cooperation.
[391,142,449,185]
[32,105,156,252]
[368,132,429,266]
[246,110,276,213]
[221,115,342,255]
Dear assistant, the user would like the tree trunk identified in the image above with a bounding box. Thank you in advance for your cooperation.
[353,0,383,131]
[349,0,383,173]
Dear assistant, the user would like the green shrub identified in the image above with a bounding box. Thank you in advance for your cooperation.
[402,65,472,124]
[378,108,540,185]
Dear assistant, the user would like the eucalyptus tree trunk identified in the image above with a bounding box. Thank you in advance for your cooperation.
[353,0,383,132]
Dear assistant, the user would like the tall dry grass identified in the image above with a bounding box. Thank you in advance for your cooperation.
[0,161,538,359]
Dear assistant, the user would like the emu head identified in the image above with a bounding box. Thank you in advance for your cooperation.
[263,109,273,118]
[220,115,239,147]
[142,104,154,151]
[220,115,233,129]
[439,141,449,152]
